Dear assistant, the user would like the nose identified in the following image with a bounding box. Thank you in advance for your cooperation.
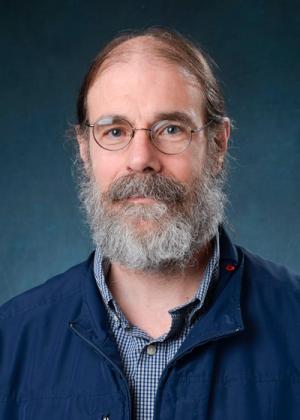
[126,128,162,173]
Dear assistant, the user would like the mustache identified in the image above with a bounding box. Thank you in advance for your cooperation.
[104,173,188,204]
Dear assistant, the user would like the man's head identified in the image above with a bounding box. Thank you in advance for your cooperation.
[75,27,230,273]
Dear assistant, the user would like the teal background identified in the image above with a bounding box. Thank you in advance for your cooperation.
[1,0,299,304]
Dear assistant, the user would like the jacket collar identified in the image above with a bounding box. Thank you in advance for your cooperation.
[173,228,244,356]
[72,227,244,363]
[70,252,124,369]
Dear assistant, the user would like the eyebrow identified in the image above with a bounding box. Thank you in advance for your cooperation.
[94,111,197,128]
[153,111,196,127]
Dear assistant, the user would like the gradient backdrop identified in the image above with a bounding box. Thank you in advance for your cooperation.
[1,0,299,304]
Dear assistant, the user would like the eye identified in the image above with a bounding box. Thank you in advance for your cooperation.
[93,118,132,150]
[163,124,183,135]
[106,127,123,138]
[100,124,129,141]
[155,121,187,141]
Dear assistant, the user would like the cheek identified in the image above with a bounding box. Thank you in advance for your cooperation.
[189,141,209,177]
[89,144,125,192]
[166,147,207,183]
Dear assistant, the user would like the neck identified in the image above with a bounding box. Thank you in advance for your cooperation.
[107,242,213,338]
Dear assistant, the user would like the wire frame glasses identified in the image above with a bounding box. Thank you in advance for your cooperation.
[85,116,211,155]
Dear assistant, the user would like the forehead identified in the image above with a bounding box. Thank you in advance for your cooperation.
[86,53,205,123]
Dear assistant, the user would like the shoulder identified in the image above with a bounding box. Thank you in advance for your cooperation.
[239,245,300,291]
[0,253,97,400]
[0,253,94,322]
[220,228,300,297]
[236,245,300,321]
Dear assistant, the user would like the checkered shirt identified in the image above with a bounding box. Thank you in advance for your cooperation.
[94,236,219,420]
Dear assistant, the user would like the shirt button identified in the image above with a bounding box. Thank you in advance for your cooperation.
[146,344,157,356]
[112,313,119,325]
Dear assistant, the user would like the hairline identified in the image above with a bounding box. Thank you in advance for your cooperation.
[85,38,205,126]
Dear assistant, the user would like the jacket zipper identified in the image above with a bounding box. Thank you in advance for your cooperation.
[69,321,132,420]
[70,321,242,420]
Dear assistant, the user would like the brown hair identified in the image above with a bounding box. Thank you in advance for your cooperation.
[76,27,228,136]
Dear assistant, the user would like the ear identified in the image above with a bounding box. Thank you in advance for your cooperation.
[213,118,230,174]
[76,125,90,171]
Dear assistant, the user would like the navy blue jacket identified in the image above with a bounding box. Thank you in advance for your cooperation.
[1,230,300,419]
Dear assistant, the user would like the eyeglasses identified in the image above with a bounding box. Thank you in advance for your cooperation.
[85,116,211,155]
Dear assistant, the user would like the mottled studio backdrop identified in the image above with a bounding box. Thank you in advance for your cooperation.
[1,0,299,304]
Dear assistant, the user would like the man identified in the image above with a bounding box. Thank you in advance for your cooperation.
[1,28,300,420]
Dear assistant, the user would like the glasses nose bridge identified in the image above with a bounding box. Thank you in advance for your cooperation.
[131,127,156,149]
[132,127,153,141]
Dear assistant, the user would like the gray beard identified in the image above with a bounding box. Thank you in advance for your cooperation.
[77,161,227,273]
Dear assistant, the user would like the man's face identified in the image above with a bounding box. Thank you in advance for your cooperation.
[83,55,209,193]
[77,53,229,271]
